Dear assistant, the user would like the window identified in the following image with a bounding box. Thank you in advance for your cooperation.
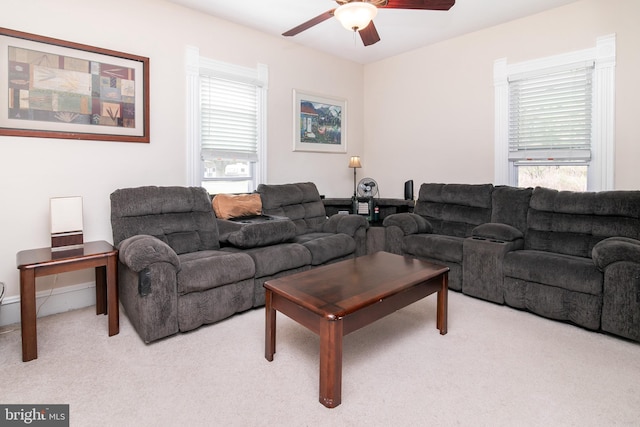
[494,35,615,191]
[186,47,267,194]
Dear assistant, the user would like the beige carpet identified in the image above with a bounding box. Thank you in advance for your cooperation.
[1,291,639,426]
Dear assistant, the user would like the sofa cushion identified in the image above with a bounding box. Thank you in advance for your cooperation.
[491,186,532,233]
[258,182,328,235]
[503,250,603,295]
[177,250,255,294]
[225,220,297,248]
[111,186,220,253]
[413,183,493,237]
[223,243,312,277]
[402,234,464,263]
[525,187,640,258]
[295,233,356,265]
[212,193,262,220]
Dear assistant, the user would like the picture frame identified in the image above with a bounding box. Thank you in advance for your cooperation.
[0,27,149,143]
[293,89,346,153]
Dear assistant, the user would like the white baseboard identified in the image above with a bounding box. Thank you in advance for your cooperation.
[0,282,97,327]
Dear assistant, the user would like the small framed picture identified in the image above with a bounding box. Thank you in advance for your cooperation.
[293,89,346,153]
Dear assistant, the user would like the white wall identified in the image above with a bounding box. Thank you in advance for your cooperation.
[0,0,365,319]
[364,0,640,198]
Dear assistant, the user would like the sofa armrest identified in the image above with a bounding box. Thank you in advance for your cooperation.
[118,235,180,273]
[322,214,369,237]
[472,223,523,243]
[216,219,245,243]
[117,235,181,341]
[382,213,432,235]
[592,237,640,270]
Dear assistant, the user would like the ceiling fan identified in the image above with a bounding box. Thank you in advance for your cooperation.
[282,0,456,47]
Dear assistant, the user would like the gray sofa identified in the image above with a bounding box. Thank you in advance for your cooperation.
[217,182,368,307]
[383,183,640,343]
[110,183,367,342]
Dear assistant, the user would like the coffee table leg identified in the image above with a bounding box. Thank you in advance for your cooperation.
[437,273,448,335]
[265,290,276,362]
[319,317,343,408]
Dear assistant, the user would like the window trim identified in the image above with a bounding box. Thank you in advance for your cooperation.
[494,34,616,191]
[185,46,267,191]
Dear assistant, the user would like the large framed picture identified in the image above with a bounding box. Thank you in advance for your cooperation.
[293,89,346,153]
[0,27,149,143]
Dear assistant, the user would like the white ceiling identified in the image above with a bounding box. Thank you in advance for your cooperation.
[167,0,580,64]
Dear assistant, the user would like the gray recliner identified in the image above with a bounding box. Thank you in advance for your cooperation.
[257,182,369,261]
[111,186,256,343]
[383,183,494,291]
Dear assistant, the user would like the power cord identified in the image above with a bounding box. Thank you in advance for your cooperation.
[0,281,13,335]
[36,274,58,318]
[0,276,58,336]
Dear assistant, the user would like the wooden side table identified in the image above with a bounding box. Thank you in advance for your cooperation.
[16,240,119,362]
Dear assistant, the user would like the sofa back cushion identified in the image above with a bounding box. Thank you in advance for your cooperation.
[525,187,640,257]
[414,183,493,238]
[111,186,220,253]
[257,182,326,235]
[491,185,533,233]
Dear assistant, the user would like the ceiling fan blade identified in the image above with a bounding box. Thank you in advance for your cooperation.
[359,21,381,47]
[282,9,336,37]
[380,0,455,10]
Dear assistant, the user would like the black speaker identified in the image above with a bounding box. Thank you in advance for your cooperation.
[404,180,414,200]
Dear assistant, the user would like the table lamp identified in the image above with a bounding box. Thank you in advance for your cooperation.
[50,196,84,252]
[349,156,362,199]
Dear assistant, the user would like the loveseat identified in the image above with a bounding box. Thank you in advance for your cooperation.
[216,182,368,307]
[383,183,640,343]
[110,183,367,343]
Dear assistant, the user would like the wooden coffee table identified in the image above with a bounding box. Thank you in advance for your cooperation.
[264,251,449,408]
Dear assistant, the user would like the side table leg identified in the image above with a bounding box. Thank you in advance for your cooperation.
[95,265,107,315]
[107,253,119,336]
[20,269,37,362]
[265,290,276,361]
[437,273,448,335]
[319,317,343,408]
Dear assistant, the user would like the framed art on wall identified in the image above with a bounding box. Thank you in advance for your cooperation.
[0,27,149,143]
[293,89,346,153]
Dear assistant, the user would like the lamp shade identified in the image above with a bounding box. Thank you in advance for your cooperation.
[334,2,378,32]
[50,196,84,250]
[349,156,362,168]
[50,196,83,234]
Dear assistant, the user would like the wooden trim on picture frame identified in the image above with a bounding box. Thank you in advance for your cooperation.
[0,27,149,143]
[293,89,346,153]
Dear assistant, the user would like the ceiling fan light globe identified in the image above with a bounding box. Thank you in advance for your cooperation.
[334,2,378,32]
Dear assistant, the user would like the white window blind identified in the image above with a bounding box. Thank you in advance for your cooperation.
[200,76,259,162]
[508,62,594,164]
